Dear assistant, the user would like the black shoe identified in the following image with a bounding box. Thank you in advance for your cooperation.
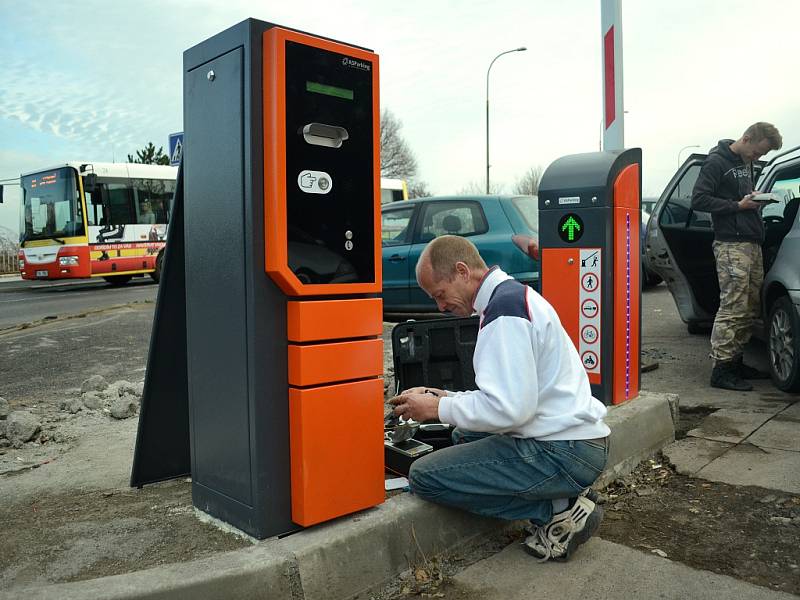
[710,361,753,391]
[732,355,770,380]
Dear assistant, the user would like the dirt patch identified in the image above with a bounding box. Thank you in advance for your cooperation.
[675,406,718,439]
[372,527,521,600]
[0,479,249,588]
[600,456,800,596]
[378,455,800,599]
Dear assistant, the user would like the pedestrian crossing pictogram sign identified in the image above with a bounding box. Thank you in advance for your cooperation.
[168,132,184,167]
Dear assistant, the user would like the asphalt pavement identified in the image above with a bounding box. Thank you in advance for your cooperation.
[1,282,797,599]
[0,275,157,331]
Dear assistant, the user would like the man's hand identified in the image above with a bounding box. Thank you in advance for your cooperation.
[738,192,761,211]
[399,386,446,397]
[389,392,441,422]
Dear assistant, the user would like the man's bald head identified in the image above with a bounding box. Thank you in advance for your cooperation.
[416,235,487,284]
[415,236,488,316]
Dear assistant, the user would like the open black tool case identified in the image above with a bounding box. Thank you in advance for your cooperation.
[385,316,480,475]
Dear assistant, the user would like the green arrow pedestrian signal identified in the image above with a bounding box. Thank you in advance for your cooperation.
[558,213,584,243]
[562,216,581,241]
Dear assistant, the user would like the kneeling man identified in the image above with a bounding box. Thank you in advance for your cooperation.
[390,235,609,561]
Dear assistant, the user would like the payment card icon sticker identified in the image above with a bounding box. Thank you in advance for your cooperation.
[558,213,584,243]
[581,299,599,318]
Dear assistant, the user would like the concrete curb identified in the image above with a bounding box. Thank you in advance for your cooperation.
[596,390,677,488]
[3,392,676,600]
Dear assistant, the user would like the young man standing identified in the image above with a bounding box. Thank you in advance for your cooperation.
[691,122,783,391]
[389,235,609,562]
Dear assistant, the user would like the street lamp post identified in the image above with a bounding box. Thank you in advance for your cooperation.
[486,47,526,194]
[678,144,701,167]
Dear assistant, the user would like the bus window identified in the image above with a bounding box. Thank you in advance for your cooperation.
[20,167,84,240]
[133,179,175,224]
[106,184,135,225]
[85,190,103,227]
[381,188,405,203]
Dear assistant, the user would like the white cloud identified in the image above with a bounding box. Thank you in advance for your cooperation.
[0,0,798,228]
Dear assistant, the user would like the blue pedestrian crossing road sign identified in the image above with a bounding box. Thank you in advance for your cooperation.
[168,132,184,166]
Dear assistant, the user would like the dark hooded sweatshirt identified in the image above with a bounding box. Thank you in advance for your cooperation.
[691,139,763,243]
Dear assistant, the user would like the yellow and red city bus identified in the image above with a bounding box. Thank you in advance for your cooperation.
[18,162,177,285]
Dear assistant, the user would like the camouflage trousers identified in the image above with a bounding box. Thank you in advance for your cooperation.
[710,241,763,363]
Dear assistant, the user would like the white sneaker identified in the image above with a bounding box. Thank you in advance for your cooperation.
[523,488,598,536]
[523,496,603,562]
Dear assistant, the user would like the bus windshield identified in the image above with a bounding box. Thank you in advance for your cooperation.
[21,167,84,241]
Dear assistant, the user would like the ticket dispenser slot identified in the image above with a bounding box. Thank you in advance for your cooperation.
[302,123,349,148]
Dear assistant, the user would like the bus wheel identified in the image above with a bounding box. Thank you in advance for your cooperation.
[103,275,132,286]
[150,251,164,283]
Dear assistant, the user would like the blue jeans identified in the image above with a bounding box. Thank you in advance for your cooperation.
[408,429,608,525]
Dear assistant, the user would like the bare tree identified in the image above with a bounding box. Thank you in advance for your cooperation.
[457,180,505,195]
[380,109,418,179]
[407,180,432,199]
[513,166,543,195]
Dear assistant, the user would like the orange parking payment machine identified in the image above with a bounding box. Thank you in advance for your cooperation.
[131,19,384,539]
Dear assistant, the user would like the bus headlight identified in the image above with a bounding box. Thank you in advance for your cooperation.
[59,256,80,266]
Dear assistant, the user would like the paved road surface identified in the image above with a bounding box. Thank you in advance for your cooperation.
[0,276,157,331]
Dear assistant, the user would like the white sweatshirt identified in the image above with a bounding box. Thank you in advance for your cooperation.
[437,268,610,441]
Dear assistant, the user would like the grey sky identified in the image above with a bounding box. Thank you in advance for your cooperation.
[1,0,798,233]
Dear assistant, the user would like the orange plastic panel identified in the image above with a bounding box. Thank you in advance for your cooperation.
[289,378,385,526]
[288,338,383,387]
[613,163,640,209]
[541,248,580,347]
[287,298,383,342]
[263,27,382,296]
[612,164,641,404]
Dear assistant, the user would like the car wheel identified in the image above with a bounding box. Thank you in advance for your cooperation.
[150,250,164,283]
[767,295,800,392]
[103,275,132,286]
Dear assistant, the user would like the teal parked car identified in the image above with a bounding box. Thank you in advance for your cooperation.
[381,195,540,313]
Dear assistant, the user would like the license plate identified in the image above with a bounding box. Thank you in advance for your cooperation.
[36,270,48,278]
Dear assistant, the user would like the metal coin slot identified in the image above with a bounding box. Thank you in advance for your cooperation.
[301,123,349,148]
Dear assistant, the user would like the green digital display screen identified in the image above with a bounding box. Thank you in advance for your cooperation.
[558,213,584,243]
[306,81,354,100]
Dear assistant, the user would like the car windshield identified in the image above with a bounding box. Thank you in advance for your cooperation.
[512,196,539,231]
[20,167,84,242]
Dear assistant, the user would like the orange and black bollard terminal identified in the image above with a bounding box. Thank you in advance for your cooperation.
[131,19,385,539]
[537,149,642,406]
